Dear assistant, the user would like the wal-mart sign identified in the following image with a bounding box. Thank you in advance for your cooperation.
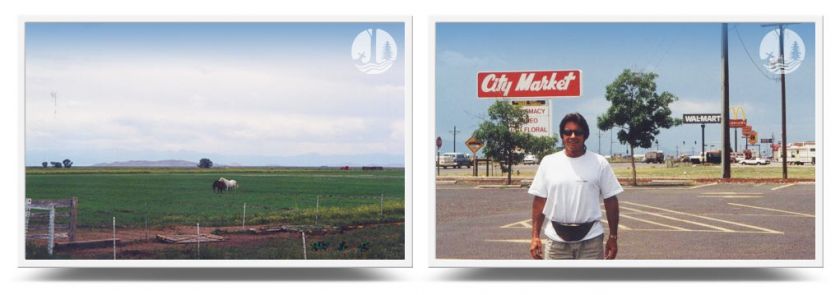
[683,113,722,124]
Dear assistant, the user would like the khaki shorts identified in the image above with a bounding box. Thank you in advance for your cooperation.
[544,234,604,260]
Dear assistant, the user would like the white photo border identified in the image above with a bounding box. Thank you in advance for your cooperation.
[18,15,413,268]
[429,15,823,268]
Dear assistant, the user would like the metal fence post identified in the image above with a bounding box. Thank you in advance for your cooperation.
[48,206,55,256]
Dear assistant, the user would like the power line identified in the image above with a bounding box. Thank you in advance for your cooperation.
[733,25,779,81]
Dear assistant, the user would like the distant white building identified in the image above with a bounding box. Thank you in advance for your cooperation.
[773,141,816,165]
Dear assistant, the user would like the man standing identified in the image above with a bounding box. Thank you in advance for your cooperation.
[529,113,622,260]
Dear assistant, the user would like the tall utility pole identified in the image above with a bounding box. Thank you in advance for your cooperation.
[721,23,732,178]
[449,125,460,153]
[778,24,789,179]
[761,23,796,179]
[701,124,706,154]
[779,24,789,179]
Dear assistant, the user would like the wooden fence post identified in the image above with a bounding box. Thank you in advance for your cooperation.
[69,197,78,241]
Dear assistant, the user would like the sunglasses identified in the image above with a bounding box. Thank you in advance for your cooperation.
[562,129,583,136]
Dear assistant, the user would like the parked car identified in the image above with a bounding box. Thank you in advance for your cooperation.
[644,151,664,164]
[439,152,471,168]
[523,154,538,165]
[739,158,769,165]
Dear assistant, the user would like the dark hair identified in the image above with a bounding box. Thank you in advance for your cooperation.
[559,112,590,140]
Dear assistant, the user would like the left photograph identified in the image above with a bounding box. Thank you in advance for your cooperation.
[21,18,411,267]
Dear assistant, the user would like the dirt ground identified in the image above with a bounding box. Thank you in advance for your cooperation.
[32,222,401,259]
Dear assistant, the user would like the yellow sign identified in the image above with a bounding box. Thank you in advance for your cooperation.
[731,106,747,120]
[465,136,484,154]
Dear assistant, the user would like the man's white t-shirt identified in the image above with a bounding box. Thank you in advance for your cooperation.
[528,150,623,242]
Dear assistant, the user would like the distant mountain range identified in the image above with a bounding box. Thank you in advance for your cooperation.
[88,159,405,168]
[93,160,198,167]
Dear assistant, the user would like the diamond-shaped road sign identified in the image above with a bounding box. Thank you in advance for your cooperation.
[465,136,483,154]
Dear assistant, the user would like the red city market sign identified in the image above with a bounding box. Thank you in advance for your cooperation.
[477,70,582,98]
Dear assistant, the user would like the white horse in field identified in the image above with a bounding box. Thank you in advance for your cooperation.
[218,177,238,191]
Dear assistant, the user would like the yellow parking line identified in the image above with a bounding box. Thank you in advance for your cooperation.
[698,195,764,199]
[602,209,682,231]
[500,220,531,229]
[728,203,815,217]
[501,218,631,230]
[623,201,783,234]
[771,183,796,191]
[617,214,688,231]
[622,205,734,232]
[599,218,632,230]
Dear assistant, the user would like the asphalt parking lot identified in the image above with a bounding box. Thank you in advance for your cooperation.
[436,182,816,260]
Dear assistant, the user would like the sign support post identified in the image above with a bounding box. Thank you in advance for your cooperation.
[682,113,722,156]
[465,136,484,178]
[701,124,706,154]
[436,136,442,176]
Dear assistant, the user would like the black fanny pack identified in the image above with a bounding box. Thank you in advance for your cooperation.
[551,220,597,242]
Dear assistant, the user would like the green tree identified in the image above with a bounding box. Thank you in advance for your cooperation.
[597,69,681,186]
[473,101,530,185]
[41,161,48,168]
[524,134,559,163]
[198,158,213,169]
[62,159,73,168]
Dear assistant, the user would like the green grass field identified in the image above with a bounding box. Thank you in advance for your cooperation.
[438,163,815,180]
[611,164,816,179]
[25,167,405,229]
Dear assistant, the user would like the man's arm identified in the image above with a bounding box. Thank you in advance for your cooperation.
[603,196,619,259]
[530,196,546,259]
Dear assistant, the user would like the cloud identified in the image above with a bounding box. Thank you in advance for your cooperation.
[438,50,490,67]
[670,98,721,114]
[24,54,405,161]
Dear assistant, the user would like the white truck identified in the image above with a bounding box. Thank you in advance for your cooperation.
[775,141,816,165]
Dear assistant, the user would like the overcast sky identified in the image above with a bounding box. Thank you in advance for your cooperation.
[25,22,406,166]
[436,22,816,158]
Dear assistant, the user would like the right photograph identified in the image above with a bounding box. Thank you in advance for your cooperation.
[432,19,821,266]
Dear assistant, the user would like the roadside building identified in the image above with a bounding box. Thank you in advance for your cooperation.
[773,141,816,165]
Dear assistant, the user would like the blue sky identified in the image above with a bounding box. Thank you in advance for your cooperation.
[436,22,816,158]
[25,22,406,166]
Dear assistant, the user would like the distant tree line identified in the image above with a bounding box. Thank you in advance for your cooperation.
[198,158,213,168]
[41,159,73,168]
